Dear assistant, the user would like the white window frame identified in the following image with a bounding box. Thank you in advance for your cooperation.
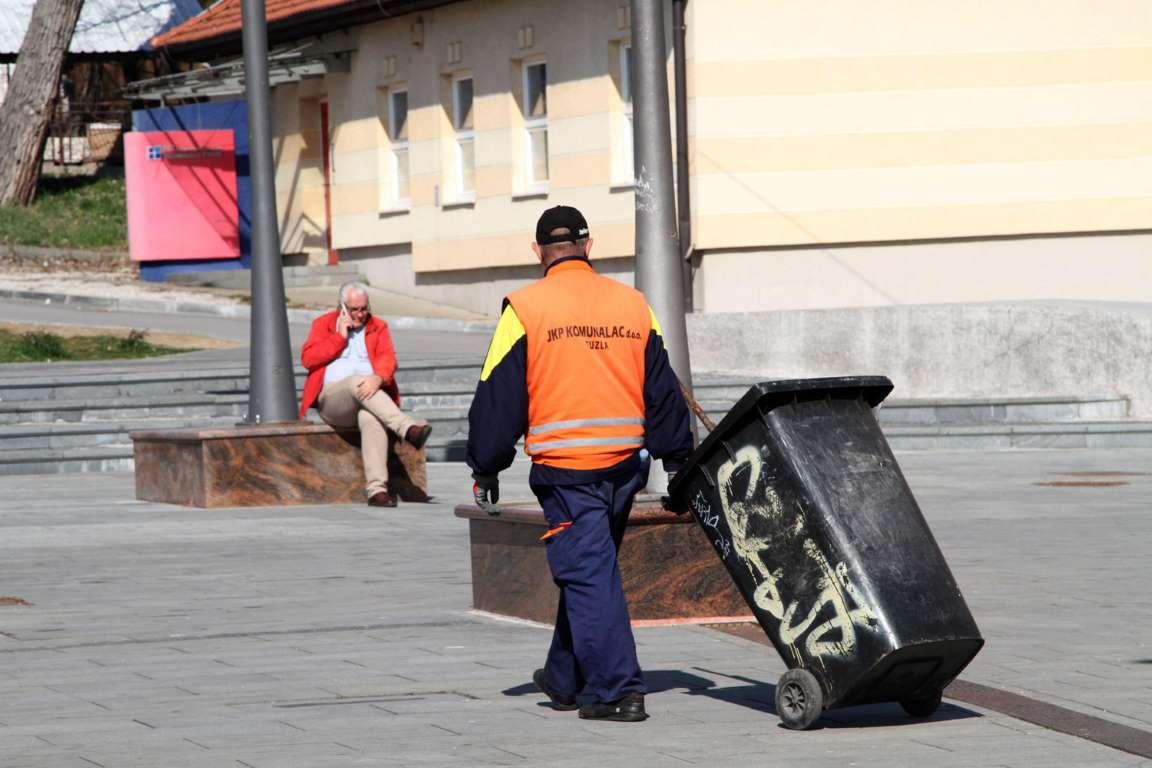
[386,88,410,209]
[452,75,476,202]
[522,61,549,192]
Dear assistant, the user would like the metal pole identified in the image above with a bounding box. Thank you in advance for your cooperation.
[631,0,692,389]
[631,0,696,493]
[240,0,298,423]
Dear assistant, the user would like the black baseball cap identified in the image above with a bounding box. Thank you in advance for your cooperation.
[535,205,590,245]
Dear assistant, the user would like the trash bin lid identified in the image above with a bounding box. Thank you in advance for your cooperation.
[670,375,893,499]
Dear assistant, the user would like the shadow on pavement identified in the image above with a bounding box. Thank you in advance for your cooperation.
[501,668,718,707]
[818,701,982,729]
[682,670,983,730]
[504,667,981,728]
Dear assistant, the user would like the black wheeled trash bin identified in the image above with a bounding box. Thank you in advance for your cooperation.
[668,376,983,730]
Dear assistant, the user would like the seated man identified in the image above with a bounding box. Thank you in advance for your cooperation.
[299,281,432,507]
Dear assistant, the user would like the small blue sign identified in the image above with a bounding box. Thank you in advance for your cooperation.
[148,145,163,160]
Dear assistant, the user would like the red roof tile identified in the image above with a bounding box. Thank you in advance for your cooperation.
[152,0,354,49]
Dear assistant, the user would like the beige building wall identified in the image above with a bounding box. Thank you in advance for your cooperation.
[688,0,1152,311]
[273,0,647,290]
[268,0,1152,314]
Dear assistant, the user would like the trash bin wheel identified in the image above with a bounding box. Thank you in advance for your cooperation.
[775,668,823,730]
[899,688,943,719]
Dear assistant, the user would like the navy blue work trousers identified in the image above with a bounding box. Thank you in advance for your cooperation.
[531,458,650,704]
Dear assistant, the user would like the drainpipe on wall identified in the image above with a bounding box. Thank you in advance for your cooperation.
[672,0,692,312]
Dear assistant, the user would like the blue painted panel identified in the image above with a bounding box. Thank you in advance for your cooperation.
[131,100,252,282]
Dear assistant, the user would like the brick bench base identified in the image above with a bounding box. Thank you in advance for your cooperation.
[131,422,426,508]
[454,496,749,624]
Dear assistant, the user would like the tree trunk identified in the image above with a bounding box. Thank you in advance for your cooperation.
[0,0,85,206]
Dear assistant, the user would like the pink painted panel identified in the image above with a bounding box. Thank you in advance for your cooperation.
[125,130,240,262]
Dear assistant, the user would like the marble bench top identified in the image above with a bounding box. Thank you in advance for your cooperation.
[130,422,352,442]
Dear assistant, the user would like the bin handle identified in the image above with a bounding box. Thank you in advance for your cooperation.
[680,382,716,433]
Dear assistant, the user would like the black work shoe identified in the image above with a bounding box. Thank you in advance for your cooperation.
[533,669,578,711]
[405,423,433,450]
[578,693,648,722]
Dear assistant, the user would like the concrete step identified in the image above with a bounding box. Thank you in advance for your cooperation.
[0,369,259,401]
[399,374,752,398]
[10,418,1152,476]
[690,394,1131,430]
[0,416,243,451]
[0,394,249,424]
[0,444,136,475]
[0,368,755,416]
[0,361,494,402]
[0,359,740,385]
[7,413,1152,475]
[401,394,475,411]
[878,395,1129,425]
[356,407,1152,454]
[882,420,1152,450]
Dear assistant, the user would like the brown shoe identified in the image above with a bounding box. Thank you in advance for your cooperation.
[405,423,432,450]
[367,489,397,507]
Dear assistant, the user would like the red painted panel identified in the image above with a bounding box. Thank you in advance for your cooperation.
[125,130,240,262]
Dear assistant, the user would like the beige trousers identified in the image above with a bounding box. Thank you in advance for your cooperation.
[316,374,420,497]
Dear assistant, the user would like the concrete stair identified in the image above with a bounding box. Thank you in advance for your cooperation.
[2,354,1151,474]
[0,394,249,424]
[876,395,1151,450]
[689,388,1151,450]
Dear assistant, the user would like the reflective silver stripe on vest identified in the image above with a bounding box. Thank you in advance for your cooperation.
[528,436,644,453]
[529,416,645,436]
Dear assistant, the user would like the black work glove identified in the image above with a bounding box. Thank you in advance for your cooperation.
[472,474,500,515]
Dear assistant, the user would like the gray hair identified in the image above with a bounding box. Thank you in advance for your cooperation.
[338,281,370,304]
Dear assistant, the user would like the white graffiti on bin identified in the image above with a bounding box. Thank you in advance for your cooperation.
[716,445,878,660]
[691,490,731,559]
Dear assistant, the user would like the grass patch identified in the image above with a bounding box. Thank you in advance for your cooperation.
[0,329,190,363]
[0,174,127,250]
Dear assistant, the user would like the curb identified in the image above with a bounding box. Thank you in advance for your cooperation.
[0,288,497,334]
[1,245,130,263]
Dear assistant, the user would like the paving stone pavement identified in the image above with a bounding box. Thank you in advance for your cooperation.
[1,449,1150,767]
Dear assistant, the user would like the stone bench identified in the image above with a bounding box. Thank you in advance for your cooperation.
[454,496,749,624]
[132,422,426,507]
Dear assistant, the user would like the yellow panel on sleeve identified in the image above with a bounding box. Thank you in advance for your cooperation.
[480,306,527,381]
[648,306,664,336]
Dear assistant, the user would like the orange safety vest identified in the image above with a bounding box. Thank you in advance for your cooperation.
[507,259,652,470]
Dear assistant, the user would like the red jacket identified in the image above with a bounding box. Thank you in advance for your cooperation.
[298,311,401,418]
